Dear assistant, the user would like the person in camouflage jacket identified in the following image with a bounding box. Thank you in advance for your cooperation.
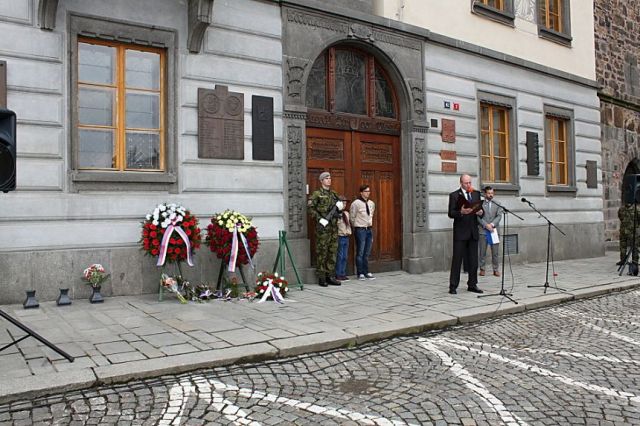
[619,203,640,264]
[309,171,343,287]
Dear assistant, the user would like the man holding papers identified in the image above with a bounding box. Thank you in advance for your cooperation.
[478,186,503,277]
[448,174,484,294]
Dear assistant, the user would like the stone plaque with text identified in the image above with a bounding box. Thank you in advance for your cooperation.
[252,95,274,161]
[198,86,244,159]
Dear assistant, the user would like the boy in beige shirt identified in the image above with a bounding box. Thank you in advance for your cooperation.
[350,185,375,280]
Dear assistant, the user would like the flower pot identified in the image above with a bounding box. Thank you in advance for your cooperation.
[56,288,72,306]
[89,286,104,304]
[23,290,39,309]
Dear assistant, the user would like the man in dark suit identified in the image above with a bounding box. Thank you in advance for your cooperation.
[448,174,484,294]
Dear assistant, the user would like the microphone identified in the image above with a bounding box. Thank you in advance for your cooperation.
[521,197,533,206]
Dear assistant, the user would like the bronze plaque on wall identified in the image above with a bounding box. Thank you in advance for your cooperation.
[198,85,244,159]
[441,119,456,143]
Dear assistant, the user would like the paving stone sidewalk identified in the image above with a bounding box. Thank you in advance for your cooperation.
[0,252,637,404]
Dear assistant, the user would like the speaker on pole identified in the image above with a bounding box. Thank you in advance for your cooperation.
[0,108,16,193]
[623,174,640,204]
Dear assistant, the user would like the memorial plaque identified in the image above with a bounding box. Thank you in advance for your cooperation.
[198,85,244,159]
[441,161,457,173]
[440,150,456,161]
[441,119,456,143]
[252,95,274,160]
[525,131,540,176]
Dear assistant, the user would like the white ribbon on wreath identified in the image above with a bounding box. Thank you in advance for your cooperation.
[228,224,255,272]
[257,278,285,304]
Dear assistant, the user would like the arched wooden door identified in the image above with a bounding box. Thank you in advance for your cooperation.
[306,128,401,272]
[305,46,402,273]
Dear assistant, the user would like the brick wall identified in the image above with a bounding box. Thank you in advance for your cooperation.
[595,0,640,244]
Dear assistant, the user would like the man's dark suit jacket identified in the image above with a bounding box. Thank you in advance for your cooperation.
[448,189,481,240]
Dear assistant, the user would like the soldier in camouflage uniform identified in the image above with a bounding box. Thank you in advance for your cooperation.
[309,171,343,287]
[619,203,640,265]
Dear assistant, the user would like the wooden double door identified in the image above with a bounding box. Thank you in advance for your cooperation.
[306,127,402,273]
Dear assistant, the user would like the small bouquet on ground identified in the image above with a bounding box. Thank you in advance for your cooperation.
[182,280,215,302]
[82,264,109,288]
[255,271,288,303]
[140,203,202,266]
[206,210,259,270]
[160,273,188,304]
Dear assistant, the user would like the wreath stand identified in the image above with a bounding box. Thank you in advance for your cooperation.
[158,261,185,302]
[216,262,250,292]
[272,230,303,290]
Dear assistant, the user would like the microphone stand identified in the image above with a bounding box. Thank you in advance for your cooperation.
[479,200,524,304]
[523,200,567,293]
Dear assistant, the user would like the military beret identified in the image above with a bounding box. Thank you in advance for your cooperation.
[319,171,331,181]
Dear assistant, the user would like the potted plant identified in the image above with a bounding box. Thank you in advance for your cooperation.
[82,264,109,303]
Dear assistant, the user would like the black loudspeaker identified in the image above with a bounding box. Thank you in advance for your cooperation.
[0,108,16,193]
[623,174,640,204]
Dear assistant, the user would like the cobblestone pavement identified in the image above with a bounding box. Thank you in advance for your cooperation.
[3,289,640,425]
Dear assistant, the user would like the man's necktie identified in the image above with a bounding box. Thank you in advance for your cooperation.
[466,192,471,202]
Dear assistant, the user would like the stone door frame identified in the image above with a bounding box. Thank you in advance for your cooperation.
[282,5,430,273]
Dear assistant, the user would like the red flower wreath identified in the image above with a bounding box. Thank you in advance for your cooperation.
[140,203,202,264]
[206,210,259,265]
[255,271,288,299]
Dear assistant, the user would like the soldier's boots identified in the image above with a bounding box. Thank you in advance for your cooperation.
[325,276,342,286]
[318,277,328,287]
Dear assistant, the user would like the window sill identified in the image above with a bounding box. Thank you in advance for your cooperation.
[71,170,177,192]
[538,26,572,46]
[481,182,520,195]
[546,185,577,193]
[472,3,515,26]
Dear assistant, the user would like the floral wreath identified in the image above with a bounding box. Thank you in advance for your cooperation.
[141,203,202,265]
[255,271,288,300]
[206,210,259,265]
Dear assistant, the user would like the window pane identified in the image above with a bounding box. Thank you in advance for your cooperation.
[126,132,160,169]
[79,43,115,85]
[558,162,567,184]
[306,54,326,110]
[494,158,507,181]
[498,132,509,157]
[480,105,489,130]
[126,91,159,129]
[78,129,114,168]
[375,66,395,118]
[79,87,114,126]
[496,109,508,132]
[557,141,566,162]
[481,156,491,182]
[481,132,491,156]
[492,133,502,160]
[335,50,366,115]
[126,50,160,90]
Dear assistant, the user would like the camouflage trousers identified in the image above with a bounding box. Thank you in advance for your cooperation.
[620,229,640,263]
[315,224,338,279]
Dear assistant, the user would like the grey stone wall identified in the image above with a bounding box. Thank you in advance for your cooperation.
[0,241,284,305]
[424,42,603,235]
[595,0,640,245]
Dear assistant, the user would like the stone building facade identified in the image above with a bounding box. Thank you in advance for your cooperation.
[0,0,604,303]
[596,0,640,245]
